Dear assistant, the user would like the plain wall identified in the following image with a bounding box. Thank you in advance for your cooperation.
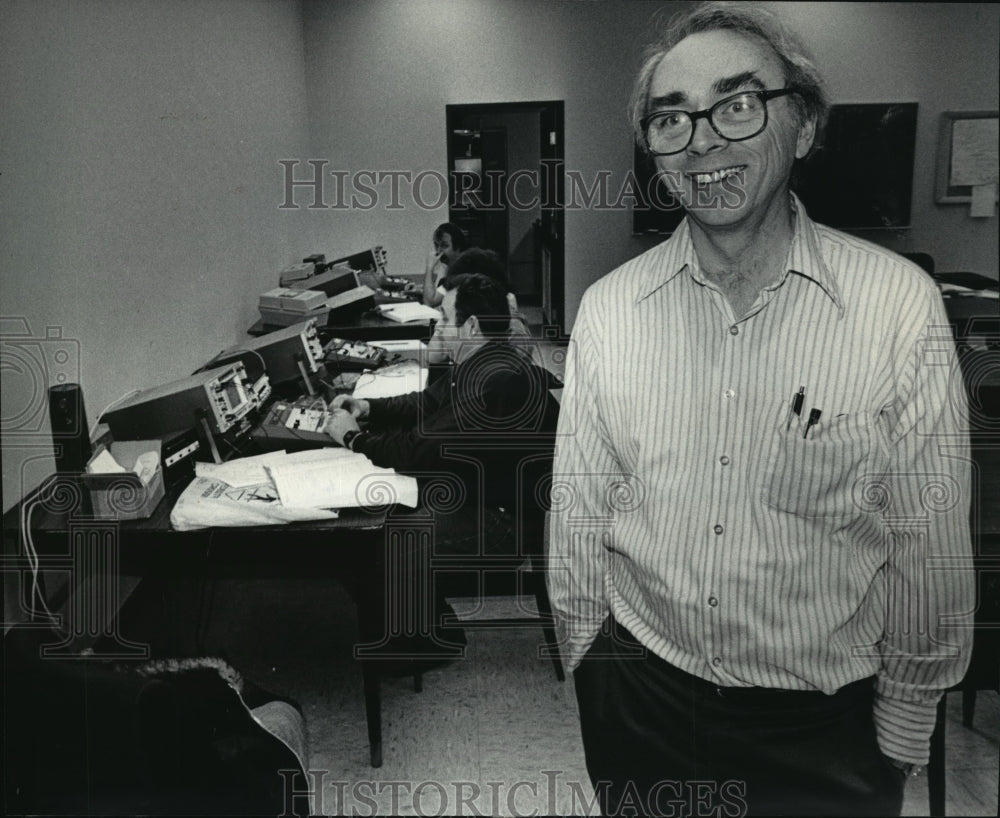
[2,0,998,512]
[1,0,321,510]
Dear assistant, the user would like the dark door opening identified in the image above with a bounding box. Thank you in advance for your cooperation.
[446,101,565,329]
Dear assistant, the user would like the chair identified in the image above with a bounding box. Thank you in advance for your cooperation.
[431,508,565,684]
[3,626,310,817]
[901,251,935,275]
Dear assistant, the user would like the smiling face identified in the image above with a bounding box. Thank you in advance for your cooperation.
[648,29,815,234]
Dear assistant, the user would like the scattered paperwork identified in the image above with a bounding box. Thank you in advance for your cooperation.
[266,452,418,510]
[171,447,418,531]
[195,448,350,488]
[352,360,427,399]
[377,302,441,323]
[87,447,159,486]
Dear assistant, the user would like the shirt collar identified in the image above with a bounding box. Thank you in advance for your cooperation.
[785,193,844,314]
[636,193,844,315]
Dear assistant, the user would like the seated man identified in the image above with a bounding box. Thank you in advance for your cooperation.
[325,272,560,559]
[325,273,560,666]
[424,248,537,368]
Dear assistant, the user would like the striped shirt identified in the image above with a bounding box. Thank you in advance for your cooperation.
[548,194,973,764]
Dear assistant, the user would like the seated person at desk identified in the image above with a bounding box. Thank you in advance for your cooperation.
[421,222,467,307]
[425,248,535,367]
[323,272,560,558]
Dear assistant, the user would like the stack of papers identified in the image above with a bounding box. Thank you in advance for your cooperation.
[377,303,441,323]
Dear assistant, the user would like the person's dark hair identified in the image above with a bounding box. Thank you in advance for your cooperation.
[450,273,511,338]
[432,222,468,252]
[629,1,829,157]
[441,248,509,292]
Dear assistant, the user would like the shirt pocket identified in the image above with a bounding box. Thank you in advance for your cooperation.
[762,412,887,519]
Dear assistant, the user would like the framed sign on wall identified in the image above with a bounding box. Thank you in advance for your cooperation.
[934,110,998,210]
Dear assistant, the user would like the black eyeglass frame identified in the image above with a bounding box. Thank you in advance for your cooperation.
[641,88,799,156]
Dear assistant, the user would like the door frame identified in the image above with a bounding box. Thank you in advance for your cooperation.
[445,101,565,329]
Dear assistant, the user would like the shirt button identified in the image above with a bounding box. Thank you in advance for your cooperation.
[724,389,735,399]
[719,455,730,466]
[712,657,723,667]
[708,596,718,607]
[713,524,724,535]
[729,325,739,336]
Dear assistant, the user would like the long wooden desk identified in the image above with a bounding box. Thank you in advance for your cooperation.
[2,472,401,768]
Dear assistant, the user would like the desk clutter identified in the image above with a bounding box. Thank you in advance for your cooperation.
[41,247,434,528]
[169,448,418,531]
[82,439,165,520]
[260,246,423,328]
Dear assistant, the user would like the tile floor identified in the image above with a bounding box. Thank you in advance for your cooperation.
[196,576,999,817]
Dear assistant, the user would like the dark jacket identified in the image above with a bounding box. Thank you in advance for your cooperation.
[354,342,560,512]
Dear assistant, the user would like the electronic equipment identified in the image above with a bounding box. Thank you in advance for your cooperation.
[328,246,388,277]
[323,337,387,370]
[278,261,316,286]
[101,363,260,441]
[250,396,333,452]
[259,287,327,313]
[203,319,325,386]
[289,267,359,298]
[373,288,415,306]
[258,303,327,327]
[381,276,412,292]
[325,286,377,323]
[48,383,94,473]
[159,427,200,486]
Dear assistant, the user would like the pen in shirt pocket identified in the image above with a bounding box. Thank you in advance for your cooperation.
[803,408,822,438]
[786,386,805,430]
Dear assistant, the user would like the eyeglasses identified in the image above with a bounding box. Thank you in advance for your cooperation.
[641,88,798,156]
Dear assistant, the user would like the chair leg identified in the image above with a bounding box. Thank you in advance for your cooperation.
[362,664,383,768]
[927,695,947,818]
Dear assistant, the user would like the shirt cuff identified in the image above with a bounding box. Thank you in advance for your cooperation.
[872,686,942,765]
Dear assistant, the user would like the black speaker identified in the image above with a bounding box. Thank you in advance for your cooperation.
[48,383,93,473]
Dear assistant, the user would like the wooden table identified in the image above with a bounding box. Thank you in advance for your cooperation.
[2,473,400,767]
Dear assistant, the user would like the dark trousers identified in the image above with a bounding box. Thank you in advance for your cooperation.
[574,620,906,817]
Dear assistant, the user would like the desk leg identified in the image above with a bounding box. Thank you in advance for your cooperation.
[362,663,382,768]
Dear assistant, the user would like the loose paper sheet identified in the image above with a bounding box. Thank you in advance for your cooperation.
[377,302,441,323]
[266,454,419,509]
[352,361,428,399]
[195,448,352,488]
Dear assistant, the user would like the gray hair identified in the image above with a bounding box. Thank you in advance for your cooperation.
[629,1,829,156]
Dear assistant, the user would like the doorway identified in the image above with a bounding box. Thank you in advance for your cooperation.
[445,101,565,329]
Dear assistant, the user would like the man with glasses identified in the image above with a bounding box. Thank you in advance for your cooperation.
[548,3,972,815]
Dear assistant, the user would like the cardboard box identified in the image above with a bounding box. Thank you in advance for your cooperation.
[82,440,165,521]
